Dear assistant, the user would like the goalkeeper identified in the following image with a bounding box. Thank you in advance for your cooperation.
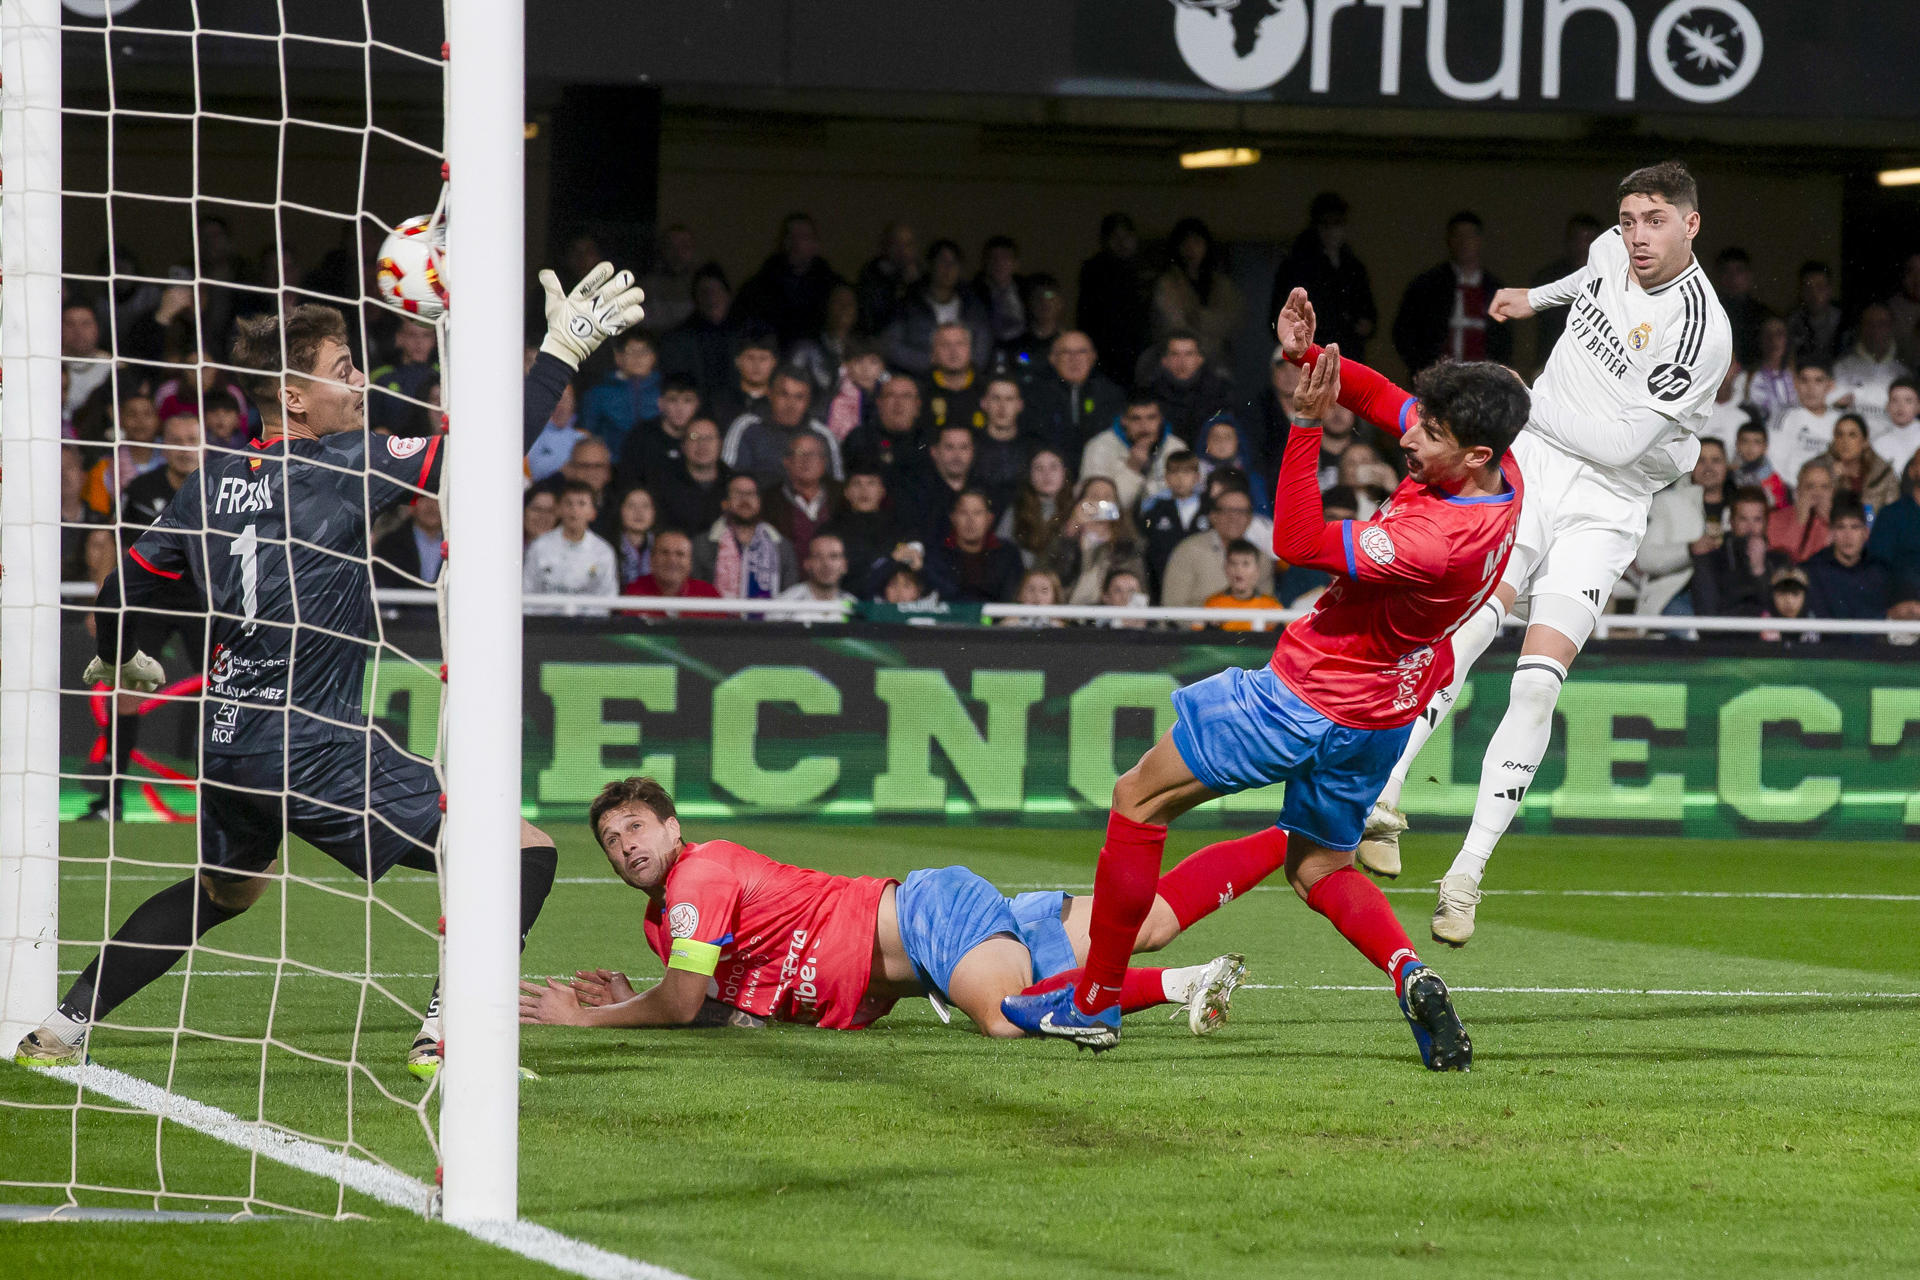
[14,264,644,1077]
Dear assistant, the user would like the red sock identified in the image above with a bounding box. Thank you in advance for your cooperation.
[1156,827,1289,929]
[1073,811,1167,1015]
[1027,967,1170,1013]
[1305,867,1422,995]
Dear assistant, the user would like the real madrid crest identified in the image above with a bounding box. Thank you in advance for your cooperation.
[1628,322,1652,352]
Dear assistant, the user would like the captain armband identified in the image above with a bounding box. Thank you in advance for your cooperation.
[667,938,721,976]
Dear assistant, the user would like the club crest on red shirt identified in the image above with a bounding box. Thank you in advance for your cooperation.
[1358,525,1396,566]
[668,903,700,938]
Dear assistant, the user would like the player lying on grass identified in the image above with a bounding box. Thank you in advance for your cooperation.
[14,264,644,1079]
[1001,310,1529,1069]
[518,776,1300,1038]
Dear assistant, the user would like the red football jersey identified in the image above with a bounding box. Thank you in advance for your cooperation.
[1268,347,1524,730]
[642,839,898,1029]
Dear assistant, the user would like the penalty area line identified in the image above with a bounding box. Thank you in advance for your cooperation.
[39,1063,695,1280]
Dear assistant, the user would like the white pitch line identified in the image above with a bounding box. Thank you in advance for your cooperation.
[1245,984,1920,998]
[36,1063,694,1280]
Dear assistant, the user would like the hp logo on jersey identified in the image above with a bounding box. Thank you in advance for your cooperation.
[1647,363,1693,402]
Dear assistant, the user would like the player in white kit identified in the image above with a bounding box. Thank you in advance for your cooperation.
[1356,161,1733,945]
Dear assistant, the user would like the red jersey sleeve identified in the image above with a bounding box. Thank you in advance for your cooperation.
[1290,342,1417,437]
[1273,426,1448,585]
[1334,512,1451,586]
[660,859,743,978]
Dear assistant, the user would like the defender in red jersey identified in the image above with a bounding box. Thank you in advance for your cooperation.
[1003,291,1529,1062]
[519,777,1267,1038]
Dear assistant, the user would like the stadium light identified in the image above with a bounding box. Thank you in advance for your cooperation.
[1878,166,1920,187]
[1180,147,1260,170]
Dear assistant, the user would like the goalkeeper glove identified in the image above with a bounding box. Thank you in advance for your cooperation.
[82,650,166,693]
[538,261,646,370]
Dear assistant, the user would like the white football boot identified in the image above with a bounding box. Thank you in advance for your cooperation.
[1356,802,1408,879]
[1178,953,1247,1036]
[1431,873,1483,948]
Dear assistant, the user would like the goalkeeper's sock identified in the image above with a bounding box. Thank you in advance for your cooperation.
[58,876,242,1026]
[1155,827,1289,930]
[519,844,558,948]
[1025,966,1170,1014]
[1073,811,1167,1016]
[1304,867,1421,997]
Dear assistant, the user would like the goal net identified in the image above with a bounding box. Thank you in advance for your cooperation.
[1,0,525,1225]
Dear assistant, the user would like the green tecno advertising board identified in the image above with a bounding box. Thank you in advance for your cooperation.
[346,622,1920,841]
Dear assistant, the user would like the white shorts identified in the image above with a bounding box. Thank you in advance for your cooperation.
[1501,431,1652,621]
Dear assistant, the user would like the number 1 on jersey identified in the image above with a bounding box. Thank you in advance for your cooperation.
[230,523,260,635]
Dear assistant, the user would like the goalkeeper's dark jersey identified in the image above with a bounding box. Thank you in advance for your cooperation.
[123,431,444,758]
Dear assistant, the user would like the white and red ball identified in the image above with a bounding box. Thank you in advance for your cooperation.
[374,215,448,319]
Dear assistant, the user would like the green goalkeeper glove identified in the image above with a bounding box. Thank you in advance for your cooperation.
[82,649,166,693]
[537,261,646,370]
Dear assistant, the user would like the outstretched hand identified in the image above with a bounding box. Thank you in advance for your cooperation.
[569,968,635,1007]
[1294,344,1341,421]
[1487,287,1535,324]
[538,261,647,369]
[520,977,587,1026]
[1274,286,1316,361]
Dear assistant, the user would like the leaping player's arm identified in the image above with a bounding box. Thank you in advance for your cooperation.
[520,967,709,1028]
[1274,289,1416,436]
[1513,226,1612,318]
[92,478,210,676]
[522,262,647,454]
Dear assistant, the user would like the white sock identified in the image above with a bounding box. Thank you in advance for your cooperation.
[1450,654,1567,884]
[417,986,442,1039]
[1378,598,1505,812]
[44,1007,88,1046]
[1159,963,1211,1005]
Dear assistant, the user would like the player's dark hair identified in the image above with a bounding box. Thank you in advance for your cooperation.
[1829,494,1868,526]
[1617,161,1699,212]
[1412,360,1530,461]
[1223,538,1259,560]
[1731,485,1771,514]
[231,304,349,400]
[588,776,677,843]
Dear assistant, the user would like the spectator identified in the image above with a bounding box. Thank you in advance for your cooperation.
[1814,413,1899,513]
[1081,390,1176,513]
[122,413,201,528]
[525,383,586,484]
[642,410,728,532]
[367,319,439,435]
[1392,210,1512,375]
[1742,316,1797,424]
[721,366,842,489]
[373,495,445,589]
[1769,361,1841,481]
[58,445,101,580]
[1866,451,1920,598]
[551,435,614,510]
[1000,273,1067,376]
[1337,442,1398,519]
[202,389,250,453]
[1691,487,1788,616]
[1888,251,1920,368]
[1243,346,1303,481]
[1041,475,1146,606]
[1076,212,1154,389]
[734,213,842,348]
[789,282,862,397]
[1769,458,1835,562]
[1700,360,1758,457]
[708,331,779,432]
[658,262,738,396]
[972,376,1031,509]
[62,302,113,421]
[1633,441,1718,617]
[855,221,921,337]
[1203,538,1282,631]
[1527,213,1603,366]
[972,235,1027,346]
[1732,420,1790,509]
[608,486,657,589]
[1160,489,1271,609]
[821,467,901,596]
[1269,192,1377,362]
[921,321,986,433]
[1098,567,1149,627]
[1693,434,1734,529]
[898,423,982,545]
[776,533,856,613]
[1144,330,1236,446]
[883,239,991,376]
[1139,450,1207,593]
[843,376,926,481]
[152,358,249,429]
[1785,260,1843,368]
[1004,568,1068,626]
[81,391,164,514]
[997,447,1073,568]
[1760,566,1816,643]
[760,430,842,559]
[1832,302,1911,435]
[1023,331,1124,457]
[924,489,1023,604]
[878,563,934,607]
[623,527,724,617]
[1152,217,1242,368]
[1873,378,1920,476]
[123,275,196,368]
[579,330,661,456]
[693,473,799,599]
[1714,246,1769,369]
[617,373,702,492]
[1202,467,1274,552]
[523,487,558,549]
[816,336,886,446]
[1803,497,1889,630]
[636,223,699,334]
[523,480,619,613]
[1196,411,1267,513]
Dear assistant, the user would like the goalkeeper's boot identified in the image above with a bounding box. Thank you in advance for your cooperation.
[999,986,1120,1052]
[1178,953,1246,1037]
[14,1025,86,1070]
[1398,965,1472,1072]
[1431,873,1483,948]
[1355,802,1407,879]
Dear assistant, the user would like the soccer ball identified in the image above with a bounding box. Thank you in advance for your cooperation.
[375,215,448,319]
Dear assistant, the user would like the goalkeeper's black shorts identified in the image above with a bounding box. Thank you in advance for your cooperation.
[197,736,442,883]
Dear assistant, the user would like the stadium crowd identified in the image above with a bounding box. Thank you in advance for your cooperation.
[45,202,1920,640]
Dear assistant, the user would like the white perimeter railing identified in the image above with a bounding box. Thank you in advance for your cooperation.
[57,580,1920,638]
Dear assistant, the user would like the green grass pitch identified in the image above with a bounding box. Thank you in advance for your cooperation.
[4,819,1918,1279]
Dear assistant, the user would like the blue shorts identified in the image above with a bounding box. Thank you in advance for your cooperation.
[1007,890,1076,983]
[1170,664,1413,852]
[896,866,1024,1001]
